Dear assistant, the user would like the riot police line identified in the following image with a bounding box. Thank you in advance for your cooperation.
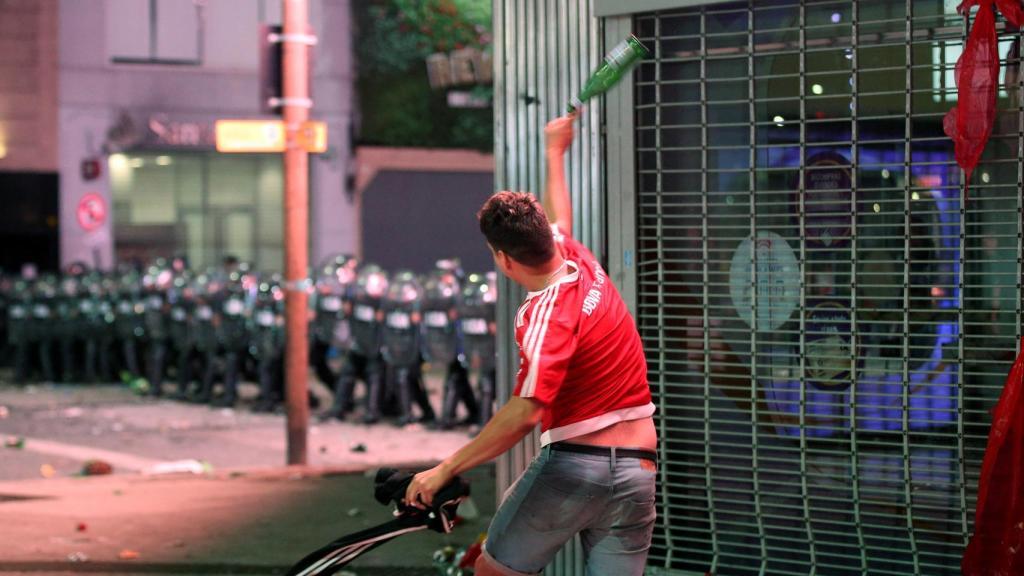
[0,255,498,429]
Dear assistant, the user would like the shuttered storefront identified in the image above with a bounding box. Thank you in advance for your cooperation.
[629,1,1022,574]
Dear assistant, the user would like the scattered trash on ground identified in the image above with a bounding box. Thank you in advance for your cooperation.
[4,436,25,449]
[81,459,113,476]
[349,442,367,453]
[76,522,87,532]
[319,445,328,454]
[144,459,212,476]
[127,377,149,395]
[67,551,89,562]
[40,464,56,478]
[118,549,140,560]
[0,405,9,419]
[62,407,84,418]
[458,497,479,520]
[111,422,125,432]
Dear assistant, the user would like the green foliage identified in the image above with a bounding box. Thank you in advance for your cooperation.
[354,0,493,150]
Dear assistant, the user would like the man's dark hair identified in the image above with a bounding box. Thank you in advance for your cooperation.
[477,191,555,268]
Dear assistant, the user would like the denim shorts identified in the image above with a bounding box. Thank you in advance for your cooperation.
[484,443,657,576]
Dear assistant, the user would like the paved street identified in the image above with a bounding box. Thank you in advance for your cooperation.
[0,380,495,575]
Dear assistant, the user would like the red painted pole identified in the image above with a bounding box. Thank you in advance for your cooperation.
[282,0,310,466]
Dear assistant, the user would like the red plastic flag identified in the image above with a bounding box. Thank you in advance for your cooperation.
[944,1,1024,194]
[962,340,1024,575]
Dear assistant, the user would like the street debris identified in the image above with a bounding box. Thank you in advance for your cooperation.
[458,496,479,520]
[144,459,212,476]
[350,442,367,453]
[40,464,56,478]
[4,436,25,449]
[62,407,84,418]
[118,549,140,560]
[76,522,88,532]
[67,551,89,562]
[319,445,329,454]
[81,459,114,476]
[0,405,9,419]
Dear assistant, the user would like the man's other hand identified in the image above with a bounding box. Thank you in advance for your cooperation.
[405,464,454,509]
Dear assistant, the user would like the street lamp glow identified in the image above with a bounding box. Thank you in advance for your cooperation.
[811,84,824,95]
[129,157,144,168]
[156,156,173,166]
[872,203,881,213]
[773,115,785,126]
[912,191,920,201]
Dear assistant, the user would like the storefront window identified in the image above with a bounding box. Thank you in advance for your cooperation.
[108,152,284,271]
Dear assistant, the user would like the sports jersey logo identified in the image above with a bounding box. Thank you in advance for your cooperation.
[582,261,607,316]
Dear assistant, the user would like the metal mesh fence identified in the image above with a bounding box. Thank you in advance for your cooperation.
[633,1,1022,574]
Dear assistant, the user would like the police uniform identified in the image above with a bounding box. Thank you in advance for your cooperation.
[323,264,388,424]
[458,272,498,426]
[421,262,478,429]
[381,270,435,426]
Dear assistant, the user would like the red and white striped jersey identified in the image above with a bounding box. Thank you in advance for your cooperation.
[513,225,654,445]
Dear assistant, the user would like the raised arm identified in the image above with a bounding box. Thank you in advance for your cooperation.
[543,114,576,237]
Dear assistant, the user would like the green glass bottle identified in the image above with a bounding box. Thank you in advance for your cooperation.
[568,35,650,114]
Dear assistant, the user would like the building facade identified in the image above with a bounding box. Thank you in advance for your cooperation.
[494,1,1021,574]
[0,0,60,272]
[59,0,356,271]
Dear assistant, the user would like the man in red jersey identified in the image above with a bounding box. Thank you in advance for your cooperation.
[406,113,657,576]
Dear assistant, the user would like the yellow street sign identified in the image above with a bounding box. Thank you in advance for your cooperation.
[216,120,286,153]
[216,120,328,153]
[296,121,328,153]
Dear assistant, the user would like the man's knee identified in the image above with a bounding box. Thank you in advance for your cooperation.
[474,547,540,576]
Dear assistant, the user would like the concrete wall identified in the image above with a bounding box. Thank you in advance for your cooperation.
[0,0,59,172]
[58,0,356,269]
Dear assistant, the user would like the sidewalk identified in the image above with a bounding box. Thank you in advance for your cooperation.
[0,382,495,575]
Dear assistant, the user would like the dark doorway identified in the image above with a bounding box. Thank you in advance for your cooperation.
[0,172,60,273]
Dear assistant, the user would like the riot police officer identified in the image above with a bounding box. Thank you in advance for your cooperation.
[33,274,59,383]
[421,261,478,429]
[322,264,388,423]
[310,255,358,389]
[458,272,498,427]
[7,277,33,383]
[380,270,436,426]
[190,270,223,403]
[113,267,145,382]
[168,271,196,399]
[55,272,85,382]
[213,268,253,407]
[251,274,286,412]
[142,262,173,396]
[78,272,112,382]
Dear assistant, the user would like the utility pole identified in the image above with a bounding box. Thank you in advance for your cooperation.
[282,0,312,465]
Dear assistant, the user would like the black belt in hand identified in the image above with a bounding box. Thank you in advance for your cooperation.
[549,442,657,463]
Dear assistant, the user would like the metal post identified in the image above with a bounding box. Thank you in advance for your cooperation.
[283,0,310,466]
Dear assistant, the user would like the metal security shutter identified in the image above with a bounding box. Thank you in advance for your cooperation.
[633,1,1023,575]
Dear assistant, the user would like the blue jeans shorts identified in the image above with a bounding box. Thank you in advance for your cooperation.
[483,443,657,576]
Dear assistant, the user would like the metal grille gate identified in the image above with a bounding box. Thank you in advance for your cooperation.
[633,1,1023,575]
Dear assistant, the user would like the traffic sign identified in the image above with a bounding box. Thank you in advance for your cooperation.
[215,119,327,153]
[76,192,107,232]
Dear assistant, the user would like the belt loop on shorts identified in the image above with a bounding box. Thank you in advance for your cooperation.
[610,446,617,470]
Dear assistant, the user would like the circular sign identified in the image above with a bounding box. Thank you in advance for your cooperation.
[729,231,800,331]
[76,193,107,232]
